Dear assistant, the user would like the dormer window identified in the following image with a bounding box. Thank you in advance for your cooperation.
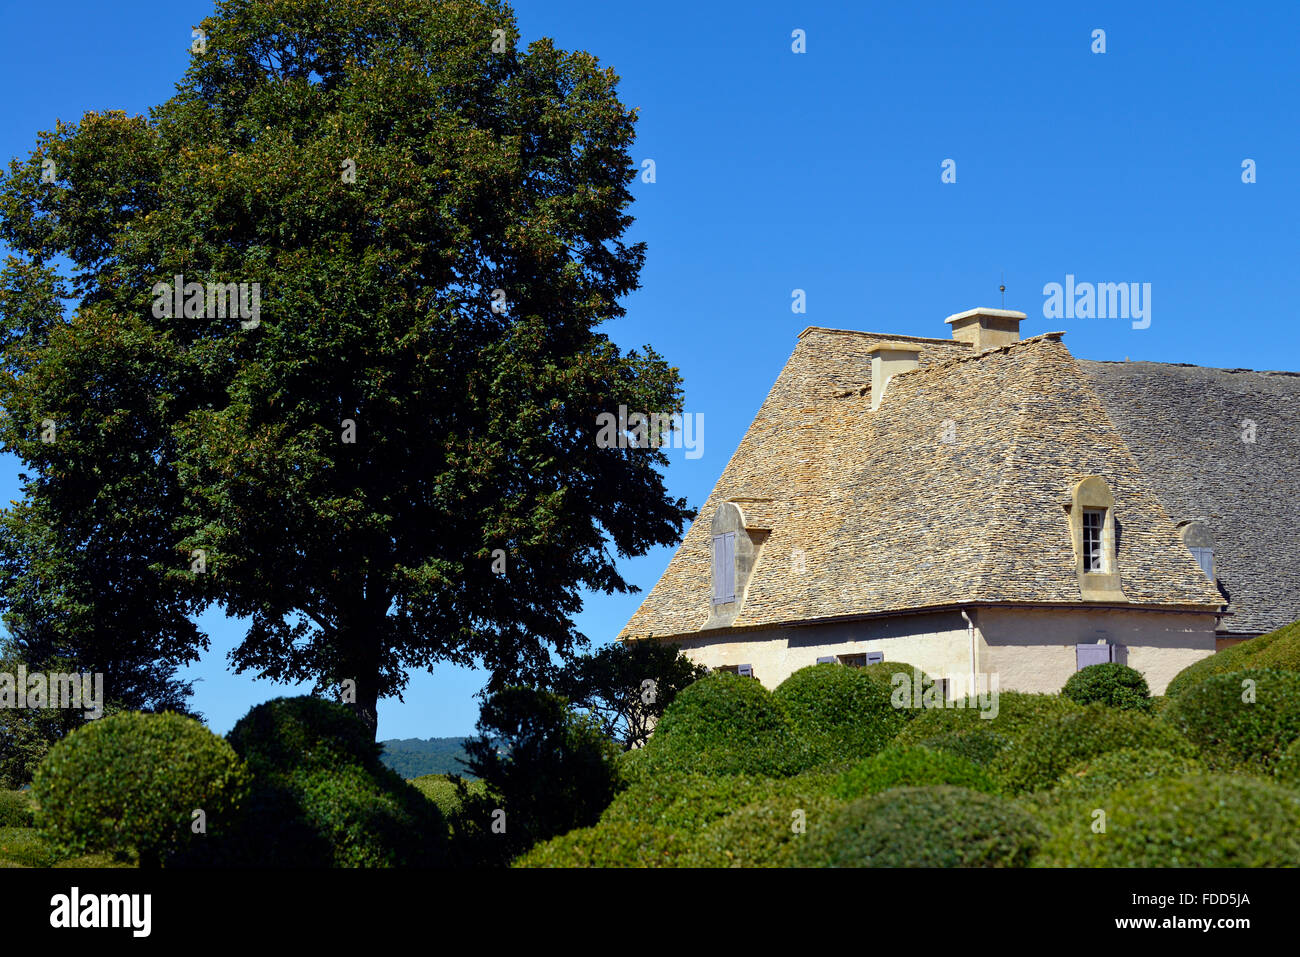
[1082,509,1105,572]
[1067,476,1126,602]
[711,532,736,604]
[1179,521,1216,582]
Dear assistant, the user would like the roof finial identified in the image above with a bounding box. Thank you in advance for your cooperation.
[999,272,1006,308]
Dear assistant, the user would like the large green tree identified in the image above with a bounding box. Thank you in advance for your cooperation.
[0,0,690,735]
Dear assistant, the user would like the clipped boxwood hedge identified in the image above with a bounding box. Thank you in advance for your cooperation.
[31,711,250,867]
[223,696,449,867]
[895,690,1080,747]
[799,786,1045,867]
[1165,621,1299,697]
[993,704,1193,794]
[1051,747,1202,804]
[834,745,998,799]
[639,673,808,777]
[1062,663,1151,712]
[1038,774,1300,867]
[409,774,487,820]
[1161,668,1300,773]
[859,660,932,706]
[599,771,827,833]
[513,821,692,868]
[772,664,907,765]
[1275,737,1300,789]
[0,826,60,867]
[916,727,1014,767]
[0,791,34,828]
[684,794,841,868]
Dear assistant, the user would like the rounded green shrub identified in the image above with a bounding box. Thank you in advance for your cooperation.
[1052,747,1202,804]
[513,820,692,868]
[409,774,486,820]
[894,691,1080,750]
[1275,737,1300,789]
[859,661,931,705]
[772,664,907,765]
[0,826,60,867]
[1165,621,1299,697]
[31,711,250,867]
[601,772,788,832]
[993,704,1193,794]
[0,791,34,828]
[916,727,1014,767]
[684,795,841,868]
[640,673,807,777]
[799,786,1045,867]
[1161,668,1300,773]
[1062,663,1151,711]
[1039,774,1300,867]
[223,696,448,867]
[834,745,998,799]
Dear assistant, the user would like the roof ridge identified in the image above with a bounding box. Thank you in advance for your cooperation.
[796,327,973,346]
[892,331,1067,380]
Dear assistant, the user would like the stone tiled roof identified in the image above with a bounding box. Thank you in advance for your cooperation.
[619,329,1226,641]
[1081,359,1300,635]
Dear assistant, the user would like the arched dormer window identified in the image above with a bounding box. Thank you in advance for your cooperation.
[704,499,771,629]
[1066,476,1127,602]
[1179,521,1216,580]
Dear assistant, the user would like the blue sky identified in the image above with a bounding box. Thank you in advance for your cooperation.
[0,0,1296,737]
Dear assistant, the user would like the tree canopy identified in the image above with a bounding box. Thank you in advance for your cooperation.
[0,0,691,734]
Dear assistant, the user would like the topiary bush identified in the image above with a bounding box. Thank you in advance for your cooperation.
[859,660,932,707]
[1275,737,1300,789]
[1164,621,1299,697]
[0,826,60,867]
[916,727,1014,767]
[1038,774,1300,867]
[993,704,1193,794]
[0,791,34,828]
[1062,663,1152,711]
[894,691,1080,750]
[1051,747,1202,804]
[601,772,792,832]
[409,774,486,820]
[772,664,907,765]
[223,696,448,867]
[799,786,1045,867]
[639,673,808,777]
[31,711,250,867]
[1161,669,1300,773]
[834,745,998,799]
[513,820,692,868]
[684,794,841,868]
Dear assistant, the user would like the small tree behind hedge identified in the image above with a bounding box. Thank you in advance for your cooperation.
[458,687,621,865]
[32,711,249,867]
[1062,663,1151,711]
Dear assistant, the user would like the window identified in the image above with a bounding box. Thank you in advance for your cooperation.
[1082,509,1105,572]
[714,663,755,679]
[711,532,736,604]
[836,652,884,668]
[1190,546,1214,579]
[933,677,950,701]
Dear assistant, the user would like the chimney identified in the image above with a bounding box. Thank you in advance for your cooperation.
[866,341,921,410]
[944,307,1026,351]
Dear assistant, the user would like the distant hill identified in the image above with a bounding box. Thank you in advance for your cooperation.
[378,736,472,779]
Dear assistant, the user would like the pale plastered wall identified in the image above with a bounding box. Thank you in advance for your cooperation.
[977,606,1216,695]
[666,606,1216,696]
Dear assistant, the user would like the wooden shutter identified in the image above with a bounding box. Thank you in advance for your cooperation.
[1075,643,1111,670]
[816,656,837,664]
[712,532,736,604]
[1190,547,1214,579]
[737,663,753,678]
[865,652,885,665]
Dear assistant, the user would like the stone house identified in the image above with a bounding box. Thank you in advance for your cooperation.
[617,308,1300,696]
